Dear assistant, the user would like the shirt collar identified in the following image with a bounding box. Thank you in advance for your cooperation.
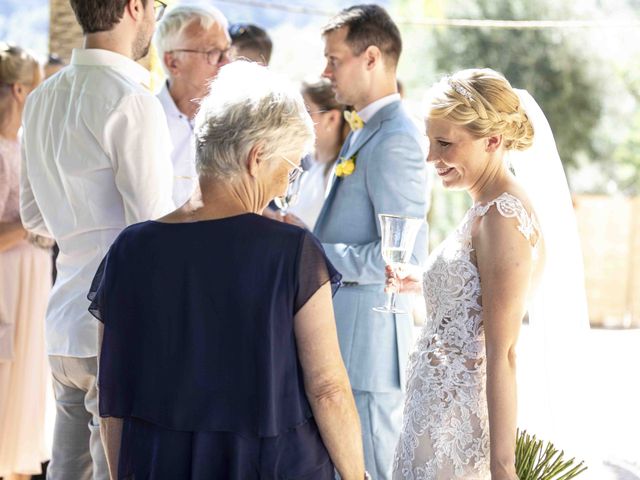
[70,48,151,89]
[157,80,195,128]
[357,93,401,123]
[157,81,182,119]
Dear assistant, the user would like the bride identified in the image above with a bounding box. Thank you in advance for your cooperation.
[390,68,590,479]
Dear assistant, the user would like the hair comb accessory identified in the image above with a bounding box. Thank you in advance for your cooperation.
[448,78,474,102]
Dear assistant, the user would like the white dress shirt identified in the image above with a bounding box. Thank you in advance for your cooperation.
[20,48,175,357]
[324,93,402,199]
[288,158,332,230]
[348,93,401,148]
[157,82,197,207]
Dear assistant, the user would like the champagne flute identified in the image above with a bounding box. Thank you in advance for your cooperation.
[274,161,305,216]
[373,214,424,314]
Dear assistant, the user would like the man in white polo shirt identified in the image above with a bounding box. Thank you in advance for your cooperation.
[154,4,231,207]
[20,0,174,478]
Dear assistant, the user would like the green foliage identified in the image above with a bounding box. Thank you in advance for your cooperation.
[516,429,588,480]
[611,109,640,195]
[428,0,604,171]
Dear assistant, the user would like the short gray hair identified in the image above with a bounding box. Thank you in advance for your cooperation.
[194,61,315,179]
[154,4,228,75]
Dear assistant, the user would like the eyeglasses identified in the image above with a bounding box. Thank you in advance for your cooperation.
[169,47,230,66]
[154,0,167,21]
[281,156,305,183]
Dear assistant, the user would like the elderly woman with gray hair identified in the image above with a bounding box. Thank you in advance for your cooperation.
[88,61,365,480]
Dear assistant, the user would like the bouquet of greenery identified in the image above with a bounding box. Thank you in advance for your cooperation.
[515,429,588,480]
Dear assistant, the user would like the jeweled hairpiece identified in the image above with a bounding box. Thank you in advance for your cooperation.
[448,78,474,102]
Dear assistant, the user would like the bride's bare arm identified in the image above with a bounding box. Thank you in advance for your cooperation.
[475,208,533,480]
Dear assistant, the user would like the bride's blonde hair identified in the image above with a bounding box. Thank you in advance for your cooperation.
[428,68,534,151]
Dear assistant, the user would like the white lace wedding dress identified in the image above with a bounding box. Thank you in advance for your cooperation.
[392,192,540,480]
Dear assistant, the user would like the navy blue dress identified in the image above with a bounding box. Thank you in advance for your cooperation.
[88,214,341,479]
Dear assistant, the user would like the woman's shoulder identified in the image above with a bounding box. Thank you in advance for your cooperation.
[121,214,309,248]
[476,188,541,250]
[250,214,310,240]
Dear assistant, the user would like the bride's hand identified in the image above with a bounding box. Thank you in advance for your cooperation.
[385,264,423,295]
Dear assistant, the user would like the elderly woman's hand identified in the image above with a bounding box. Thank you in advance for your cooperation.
[385,264,423,295]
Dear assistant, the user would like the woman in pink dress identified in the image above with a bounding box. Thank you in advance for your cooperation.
[0,43,51,480]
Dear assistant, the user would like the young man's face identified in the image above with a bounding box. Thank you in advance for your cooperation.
[322,27,369,108]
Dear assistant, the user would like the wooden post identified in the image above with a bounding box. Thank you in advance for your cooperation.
[48,0,83,61]
[48,0,154,74]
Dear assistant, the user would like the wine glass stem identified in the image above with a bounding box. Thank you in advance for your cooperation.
[387,292,398,311]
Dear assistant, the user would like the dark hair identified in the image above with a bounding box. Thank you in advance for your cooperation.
[229,23,273,65]
[69,0,148,34]
[302,78,342,113]
[47,53,65,67]
[322,4,402,68]
[301,77,349,172]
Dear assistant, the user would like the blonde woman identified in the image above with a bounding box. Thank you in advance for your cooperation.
[391,69,546,479]
[0,43,51,480]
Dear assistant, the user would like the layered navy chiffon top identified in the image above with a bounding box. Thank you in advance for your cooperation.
[88,214,341,479]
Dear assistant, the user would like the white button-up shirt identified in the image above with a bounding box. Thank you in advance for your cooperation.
[20,48,175,357]
[325,93,402,198]
[157,82,197,207]
[348,93,401,148]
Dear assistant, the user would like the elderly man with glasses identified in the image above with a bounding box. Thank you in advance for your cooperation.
[154,4,231,208]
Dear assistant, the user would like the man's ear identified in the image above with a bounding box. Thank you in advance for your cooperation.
[164,52,179,76]
[485,134,503,152]
[125,0,144,22]
[363,45,382,70]
[247,144,264,178]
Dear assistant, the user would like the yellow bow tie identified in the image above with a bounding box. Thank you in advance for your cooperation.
[344,110,364,131]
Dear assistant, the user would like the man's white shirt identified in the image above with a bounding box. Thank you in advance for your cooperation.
[325,93,402,199]
[20,48,175,357]
[157,82,197,207]
[348,93,401,148]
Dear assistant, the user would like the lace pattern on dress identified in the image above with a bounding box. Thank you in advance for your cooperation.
[393,192,539,480]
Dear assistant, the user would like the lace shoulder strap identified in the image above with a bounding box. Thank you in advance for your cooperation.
[476,192,540,243]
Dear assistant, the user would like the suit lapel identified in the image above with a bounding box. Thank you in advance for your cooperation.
[326,131,353,194]
[314,133,352,233]
[343,121,381,160]
[313,101,402,235]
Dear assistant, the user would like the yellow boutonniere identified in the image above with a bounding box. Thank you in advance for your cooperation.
[335,155,356,177]
[344,110,364,131]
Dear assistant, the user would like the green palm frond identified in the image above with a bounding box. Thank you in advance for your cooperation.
[515,429,588,480]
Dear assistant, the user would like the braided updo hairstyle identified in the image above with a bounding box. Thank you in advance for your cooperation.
[428,68,534,151]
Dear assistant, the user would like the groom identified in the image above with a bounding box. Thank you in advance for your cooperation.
[314,5,429,479]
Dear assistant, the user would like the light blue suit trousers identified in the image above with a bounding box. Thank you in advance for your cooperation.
[314,101,430,479]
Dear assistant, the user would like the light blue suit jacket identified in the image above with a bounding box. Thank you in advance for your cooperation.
[314,101,429,393]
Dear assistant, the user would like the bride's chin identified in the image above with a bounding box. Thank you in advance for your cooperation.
[441,179,463,190]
